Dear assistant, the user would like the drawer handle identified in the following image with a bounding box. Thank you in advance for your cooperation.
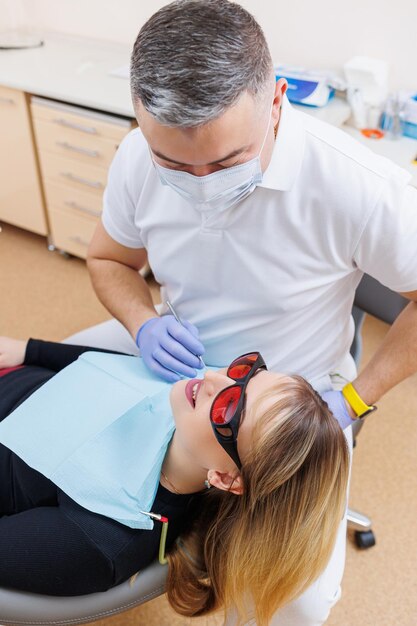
[69,235,90,247]
[53,118,98,135]
[0,97,16,105]
[64,201,101,217]
[60,172,104,189]
[57,141,100,158]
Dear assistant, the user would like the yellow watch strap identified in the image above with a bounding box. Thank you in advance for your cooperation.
[342,383,375,418]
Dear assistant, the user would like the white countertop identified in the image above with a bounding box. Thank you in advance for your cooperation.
[0,31,351,125]
[0,32,134,117]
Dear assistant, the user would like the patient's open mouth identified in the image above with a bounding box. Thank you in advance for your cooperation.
[185,379,203,407]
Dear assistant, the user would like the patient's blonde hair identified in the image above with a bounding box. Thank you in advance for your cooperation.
[166,375,349,625]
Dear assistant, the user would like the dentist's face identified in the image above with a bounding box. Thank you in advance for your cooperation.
[170,366,289,471]
[133,78,287,177]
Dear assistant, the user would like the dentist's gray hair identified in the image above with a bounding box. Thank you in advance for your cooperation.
[130,0,273,127]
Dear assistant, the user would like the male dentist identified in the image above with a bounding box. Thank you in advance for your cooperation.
[69,1,417,623]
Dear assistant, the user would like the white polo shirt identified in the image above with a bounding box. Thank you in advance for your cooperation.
[102,96,417,382]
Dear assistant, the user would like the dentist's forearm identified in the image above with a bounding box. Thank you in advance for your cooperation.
[351,301,417,407]
[87,258,159,339]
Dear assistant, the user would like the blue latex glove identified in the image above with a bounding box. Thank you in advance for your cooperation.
[321,390,356,430]
[136,315,205,382]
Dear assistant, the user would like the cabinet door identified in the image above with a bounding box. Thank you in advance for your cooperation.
[0,86,47,235]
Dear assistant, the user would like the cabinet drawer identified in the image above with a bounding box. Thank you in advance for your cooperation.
[31,97,133,143]
[49,208,98,259]
[43,181,102,219]
[39,152,108,195]
[32,117,120,170]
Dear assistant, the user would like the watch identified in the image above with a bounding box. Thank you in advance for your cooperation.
[342,383,377,419]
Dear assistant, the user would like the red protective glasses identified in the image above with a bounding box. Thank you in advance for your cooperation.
[210,352,267,469]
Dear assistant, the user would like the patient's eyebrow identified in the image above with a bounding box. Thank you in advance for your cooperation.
[241,369,265,424]
[151,145,250,166]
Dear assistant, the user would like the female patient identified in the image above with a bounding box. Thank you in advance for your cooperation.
[0,336,349,626]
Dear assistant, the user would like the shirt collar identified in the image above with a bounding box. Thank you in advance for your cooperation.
[259,95,306,192]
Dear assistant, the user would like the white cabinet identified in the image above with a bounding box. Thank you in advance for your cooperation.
[0,86,47,235]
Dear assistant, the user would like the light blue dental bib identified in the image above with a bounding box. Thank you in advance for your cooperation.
[0,352,179,530]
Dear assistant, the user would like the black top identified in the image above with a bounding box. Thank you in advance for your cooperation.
[0,339,203,593]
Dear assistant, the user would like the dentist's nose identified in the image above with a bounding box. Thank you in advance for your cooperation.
[186,164,221,176]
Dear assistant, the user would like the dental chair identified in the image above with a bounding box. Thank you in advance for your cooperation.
[0,275,408,626]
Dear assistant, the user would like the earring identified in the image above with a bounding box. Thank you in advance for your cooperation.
[204,479,212,489]
[274,123,278,139]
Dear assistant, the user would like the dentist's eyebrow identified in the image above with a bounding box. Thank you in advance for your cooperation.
[151,145,250,166]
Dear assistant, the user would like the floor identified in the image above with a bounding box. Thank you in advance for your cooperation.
[0,222,416,626]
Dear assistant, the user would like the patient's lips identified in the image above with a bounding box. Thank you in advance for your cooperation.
[185,379,203,407]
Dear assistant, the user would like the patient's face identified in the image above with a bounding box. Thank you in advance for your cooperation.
[170,366,289,470]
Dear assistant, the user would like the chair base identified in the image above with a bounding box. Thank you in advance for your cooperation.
[347,508,376,549]
[347,507,372,532]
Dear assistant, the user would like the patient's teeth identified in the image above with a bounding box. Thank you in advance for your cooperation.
[192,383,198,406]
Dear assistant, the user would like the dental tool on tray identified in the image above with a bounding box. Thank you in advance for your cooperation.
[166,300,206,368]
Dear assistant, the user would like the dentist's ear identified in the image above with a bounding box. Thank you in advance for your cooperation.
[207,470,244,495]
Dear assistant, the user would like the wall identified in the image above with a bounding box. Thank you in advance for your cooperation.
[0,0,415,91]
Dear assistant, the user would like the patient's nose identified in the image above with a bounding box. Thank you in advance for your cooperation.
[204,370,234,393]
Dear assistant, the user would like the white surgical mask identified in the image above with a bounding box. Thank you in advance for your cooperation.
[152,103,273,213]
